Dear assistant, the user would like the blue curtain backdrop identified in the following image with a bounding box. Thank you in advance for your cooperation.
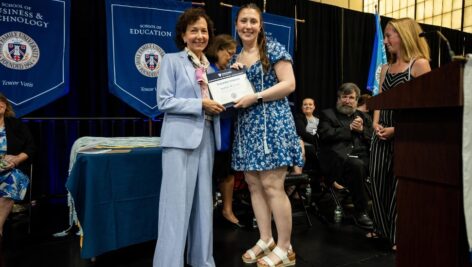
[0,0,70,117]
[105,0,190,119]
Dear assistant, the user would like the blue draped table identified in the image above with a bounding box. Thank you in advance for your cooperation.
[66,147,162,258]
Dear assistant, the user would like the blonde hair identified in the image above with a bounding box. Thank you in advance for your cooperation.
[0,92,15,118]
[387,17,430,63]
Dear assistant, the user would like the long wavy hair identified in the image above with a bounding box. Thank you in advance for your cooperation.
[387,18,430,64]
[0,93,15,118]
[235,3,270,73]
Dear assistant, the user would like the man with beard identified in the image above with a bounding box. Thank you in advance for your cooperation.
[317,83,373,228]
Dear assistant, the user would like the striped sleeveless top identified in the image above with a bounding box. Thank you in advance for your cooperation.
[378,60,415,127]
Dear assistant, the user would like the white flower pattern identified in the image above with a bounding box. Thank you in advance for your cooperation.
[231,39,304,171]
[0,127,29,201]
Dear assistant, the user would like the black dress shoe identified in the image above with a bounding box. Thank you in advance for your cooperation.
[353,213,374,229]
[222,216,245,228]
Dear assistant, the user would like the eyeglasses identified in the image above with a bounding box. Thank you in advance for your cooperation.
[226,49,236,57]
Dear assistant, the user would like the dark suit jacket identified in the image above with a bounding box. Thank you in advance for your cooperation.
[317,108,372,180]
[5,117,35,172]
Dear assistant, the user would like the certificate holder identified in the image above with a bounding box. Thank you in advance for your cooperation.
[207,68,255,107]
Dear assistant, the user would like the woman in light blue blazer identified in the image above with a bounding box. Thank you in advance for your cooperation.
[153,8,224,267]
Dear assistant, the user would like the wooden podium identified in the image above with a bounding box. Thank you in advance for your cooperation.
[367,61,471,267]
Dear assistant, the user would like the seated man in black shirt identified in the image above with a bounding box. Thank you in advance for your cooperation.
[317,83,373,229]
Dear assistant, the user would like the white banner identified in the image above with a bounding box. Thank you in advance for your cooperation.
[463,55,472,258]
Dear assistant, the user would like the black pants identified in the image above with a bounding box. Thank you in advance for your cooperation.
[338,156,369,213]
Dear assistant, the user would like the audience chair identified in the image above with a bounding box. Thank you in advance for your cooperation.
[10,164,34,234]
[285,173,312,227]
[303,162,345,224]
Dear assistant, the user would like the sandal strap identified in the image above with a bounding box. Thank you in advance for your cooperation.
[246,238,274,260]
[260,256,276,267]
[246,249,257,260]
[256,238,274,254]
[272,246,290,264]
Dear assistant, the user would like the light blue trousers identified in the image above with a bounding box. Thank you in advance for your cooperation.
[153,121,215,267]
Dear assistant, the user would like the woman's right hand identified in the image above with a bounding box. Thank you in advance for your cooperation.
[374,124,384,137]
[233,93,258,109]
[202,99,225,115]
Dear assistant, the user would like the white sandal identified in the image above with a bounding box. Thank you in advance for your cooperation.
[242,238,275,264]
[257,245,296,267]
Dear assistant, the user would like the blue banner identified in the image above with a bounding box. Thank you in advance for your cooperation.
[231,7,295,57]
[0,0,70,117]
[366,12,387,96]
[106,0,190,119]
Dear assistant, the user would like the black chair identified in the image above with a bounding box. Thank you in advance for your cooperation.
[302,147,345,224]
[285,173,312,227]
[10,164,34,234]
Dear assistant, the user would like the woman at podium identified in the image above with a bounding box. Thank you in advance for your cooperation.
[368,17,431,251]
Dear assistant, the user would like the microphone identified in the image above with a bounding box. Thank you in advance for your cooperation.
[419,31,434,37]
[420,30,455,61]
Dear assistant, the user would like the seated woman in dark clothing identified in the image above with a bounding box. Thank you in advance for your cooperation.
[0,92,35,238]
[294,98,319,171]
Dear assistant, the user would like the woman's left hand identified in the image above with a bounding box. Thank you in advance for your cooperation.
[233,93,258,109]
[377,127,394,140]
[3,155,20,169]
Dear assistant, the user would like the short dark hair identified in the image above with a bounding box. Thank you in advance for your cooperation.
[206,34,237,62]
[175,8,214,51]
[357,93,372,106]
[337,83,360,101]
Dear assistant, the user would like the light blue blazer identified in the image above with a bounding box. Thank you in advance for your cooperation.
[157,50,221,150]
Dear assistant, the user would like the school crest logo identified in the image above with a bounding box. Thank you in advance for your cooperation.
[135,43,165,78]
[0,31,40,70]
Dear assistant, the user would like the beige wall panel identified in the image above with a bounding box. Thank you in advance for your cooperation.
[433,0,443,16]
[322,0,348,9]
[417,2,425,20]
[407,6,415,18]
[350,0,363,11]
[465,6,472,27]
[443,0,452,12]
[433,15,442,26]
[451,10,461,29]
[442,12,451,28]
[425,0,433,18]
[400,0,408,8]
[400,8,407,17]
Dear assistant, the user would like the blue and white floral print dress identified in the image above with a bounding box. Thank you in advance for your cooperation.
[0,127,29,201]
[231,39,303,171]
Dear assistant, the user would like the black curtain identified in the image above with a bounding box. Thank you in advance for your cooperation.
[295,1,342,111]
[342,9,376,94]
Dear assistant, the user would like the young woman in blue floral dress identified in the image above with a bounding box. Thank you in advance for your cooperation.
[230,4,303,267]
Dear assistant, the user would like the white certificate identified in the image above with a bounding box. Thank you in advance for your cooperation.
[207,68,255,107]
